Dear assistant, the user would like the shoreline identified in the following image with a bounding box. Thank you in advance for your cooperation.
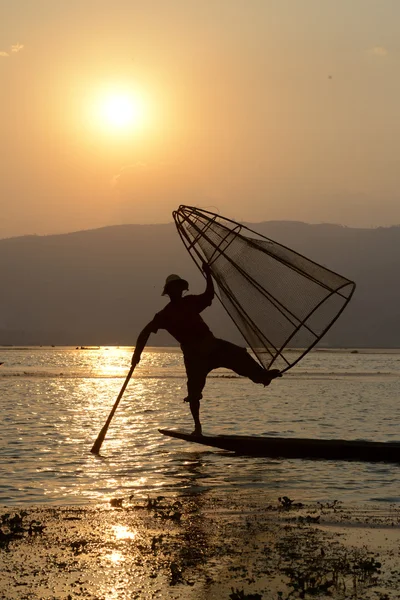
[2,492,400,599]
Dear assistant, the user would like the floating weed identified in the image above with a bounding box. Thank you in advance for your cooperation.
[317,499,341,511]
[0,511,45,551]
[144,496,183,522]
[70,539,89,555]
[28,520,45,535]
[229,588,263,599]
[297,514,321,524]
[0,498,397,598]
[145,495,165,510]
[278,496,304,510]
[279,530,383,598]
[170,561,184,586]
[352,555,382,585]
[151,534,163,554]
[110,497,124,508]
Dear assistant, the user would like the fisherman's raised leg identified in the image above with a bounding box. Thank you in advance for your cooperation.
[213,339,281,386]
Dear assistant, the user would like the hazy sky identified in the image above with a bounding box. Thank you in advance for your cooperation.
[1,0,400,238]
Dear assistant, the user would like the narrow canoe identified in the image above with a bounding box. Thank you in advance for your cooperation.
[159,429,400,463]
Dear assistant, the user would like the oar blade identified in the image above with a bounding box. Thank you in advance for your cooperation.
[90,425,108,455]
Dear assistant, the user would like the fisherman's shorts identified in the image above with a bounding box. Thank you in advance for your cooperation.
[182,337,266,402]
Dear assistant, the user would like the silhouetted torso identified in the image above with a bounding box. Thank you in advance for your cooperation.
[150,292,213,347]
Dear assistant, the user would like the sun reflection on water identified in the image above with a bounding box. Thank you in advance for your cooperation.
[113,524,137,540]
[106,550,125,564]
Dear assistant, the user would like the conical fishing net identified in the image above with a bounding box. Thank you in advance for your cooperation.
[173,205,356,372]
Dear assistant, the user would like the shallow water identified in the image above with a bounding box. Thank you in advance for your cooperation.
[1,346,400,506]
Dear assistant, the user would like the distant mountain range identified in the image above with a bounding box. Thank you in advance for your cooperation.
[1,221,399,347]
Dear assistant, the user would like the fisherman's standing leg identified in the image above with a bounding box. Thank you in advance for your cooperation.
[212,339,281,385]
[183,354,208,436]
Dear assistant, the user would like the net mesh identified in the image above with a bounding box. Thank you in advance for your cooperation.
[173,205,356,372]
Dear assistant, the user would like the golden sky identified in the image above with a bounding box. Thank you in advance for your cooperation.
[1,0,400,237]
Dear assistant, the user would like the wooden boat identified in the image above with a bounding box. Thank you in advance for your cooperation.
[159,429,400,463]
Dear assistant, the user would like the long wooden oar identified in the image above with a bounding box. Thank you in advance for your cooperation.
[90,365,135,455]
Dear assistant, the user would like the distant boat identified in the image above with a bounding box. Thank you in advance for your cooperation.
[77,346,101,350]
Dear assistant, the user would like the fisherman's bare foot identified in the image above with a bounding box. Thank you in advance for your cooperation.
[191,427,203,436]
[263,369,282,386]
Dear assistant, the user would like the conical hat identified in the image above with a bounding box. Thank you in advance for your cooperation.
[162,274,189,295]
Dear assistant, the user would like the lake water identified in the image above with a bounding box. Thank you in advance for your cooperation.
[1,346,400,506]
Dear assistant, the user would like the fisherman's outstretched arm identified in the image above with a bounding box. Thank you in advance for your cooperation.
[132,321,155,366]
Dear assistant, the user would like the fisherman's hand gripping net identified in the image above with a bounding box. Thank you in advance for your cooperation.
[173,205,356,373]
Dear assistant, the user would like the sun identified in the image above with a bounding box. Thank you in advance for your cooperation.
[101,93,145,129]
[103,95,135,128]
[90,86,149,134]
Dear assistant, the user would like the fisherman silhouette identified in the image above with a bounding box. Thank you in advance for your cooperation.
[132,263,281,435]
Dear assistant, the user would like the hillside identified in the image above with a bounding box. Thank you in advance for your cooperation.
[1,221,399,347]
